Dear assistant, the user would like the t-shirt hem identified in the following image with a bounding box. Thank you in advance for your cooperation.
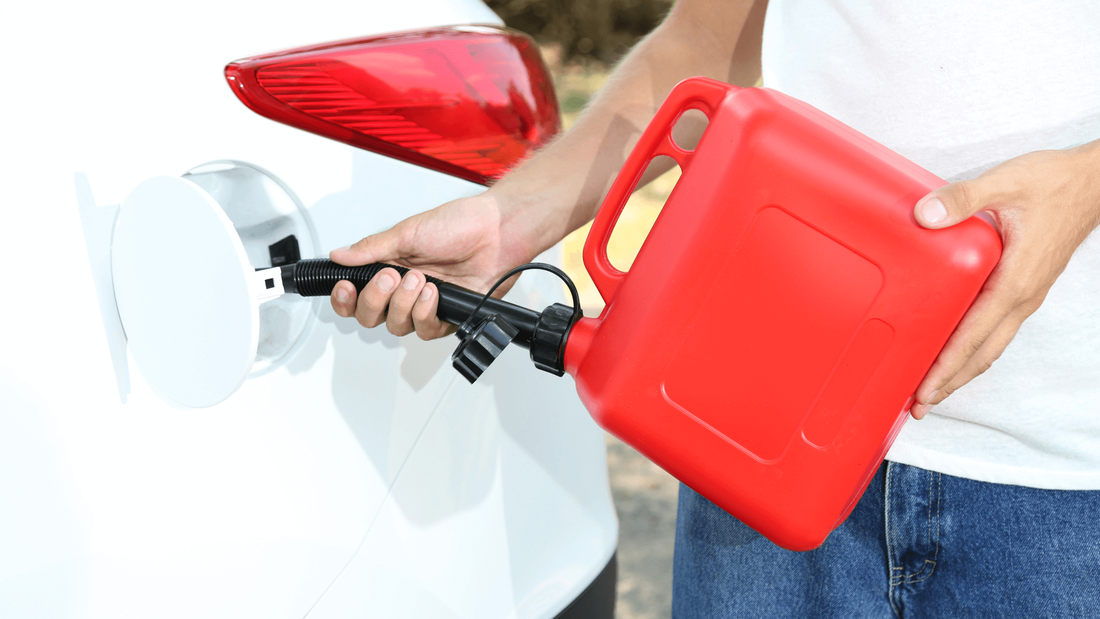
[886,441,1100,490]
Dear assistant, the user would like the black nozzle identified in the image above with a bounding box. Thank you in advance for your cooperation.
[282,259,575,381]
[284,259,541,346]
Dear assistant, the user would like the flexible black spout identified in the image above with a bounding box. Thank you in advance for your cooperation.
[285,259,541,348]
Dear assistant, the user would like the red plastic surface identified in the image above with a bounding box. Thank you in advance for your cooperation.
[225,26,560,185]
[568,77,1001,551]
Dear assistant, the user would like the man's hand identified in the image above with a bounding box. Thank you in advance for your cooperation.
[328,192,537,340]
[910,141,1100,419]
[326,0,767,342]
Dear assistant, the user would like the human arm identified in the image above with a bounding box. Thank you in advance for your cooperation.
[909,139,1100,419]
[329,0,770,339]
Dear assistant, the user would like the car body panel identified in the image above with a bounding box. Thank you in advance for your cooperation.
[0,1,616,616]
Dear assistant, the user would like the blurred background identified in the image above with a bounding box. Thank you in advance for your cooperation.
[486,0,673,63]
[487,2,681,618]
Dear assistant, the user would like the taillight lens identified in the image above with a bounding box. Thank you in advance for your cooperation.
[225,26,561,185]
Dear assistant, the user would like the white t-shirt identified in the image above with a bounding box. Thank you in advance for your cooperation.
[761,0,1100,489]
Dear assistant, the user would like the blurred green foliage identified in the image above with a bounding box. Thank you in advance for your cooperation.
[486,0,674,63]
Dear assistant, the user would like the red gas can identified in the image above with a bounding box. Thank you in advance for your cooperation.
[563,77,1001,551]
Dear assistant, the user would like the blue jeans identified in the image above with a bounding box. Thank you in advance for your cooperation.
[673,461,1100,618]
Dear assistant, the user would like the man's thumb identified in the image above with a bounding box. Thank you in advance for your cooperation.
[330,229,403,266]
[914,179,989,230]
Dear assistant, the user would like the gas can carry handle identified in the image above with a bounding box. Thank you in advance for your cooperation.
[583,77,733,304]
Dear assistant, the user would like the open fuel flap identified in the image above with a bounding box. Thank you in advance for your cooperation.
[111,161,320,408]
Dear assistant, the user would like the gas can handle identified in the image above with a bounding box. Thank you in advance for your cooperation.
[583,77,732,304]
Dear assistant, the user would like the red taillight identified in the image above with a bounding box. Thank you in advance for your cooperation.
[225,26,561,185]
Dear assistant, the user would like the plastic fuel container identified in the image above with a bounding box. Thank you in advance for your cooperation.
[562,77,1002,551]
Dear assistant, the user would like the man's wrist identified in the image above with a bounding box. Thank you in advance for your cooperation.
[1069,139,1100,231]
[486,177,575,259]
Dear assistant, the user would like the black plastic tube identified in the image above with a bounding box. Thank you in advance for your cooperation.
[285,259,540,348]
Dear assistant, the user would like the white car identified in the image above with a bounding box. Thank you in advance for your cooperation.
[0,1,617,617]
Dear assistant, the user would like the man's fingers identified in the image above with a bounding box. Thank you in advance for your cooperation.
[913,280,1017,409]
[339,270,451,340]
[354,268,400,328]
[911,310,1024,419]
[411,283,452,340]
[330,280,358,318]
[936,314,1025,400]
[385,270,426,336]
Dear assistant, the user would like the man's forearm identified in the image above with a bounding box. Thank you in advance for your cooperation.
[491,0,769,258]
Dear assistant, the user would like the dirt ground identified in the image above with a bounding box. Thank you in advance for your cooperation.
[606,434,679,619]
